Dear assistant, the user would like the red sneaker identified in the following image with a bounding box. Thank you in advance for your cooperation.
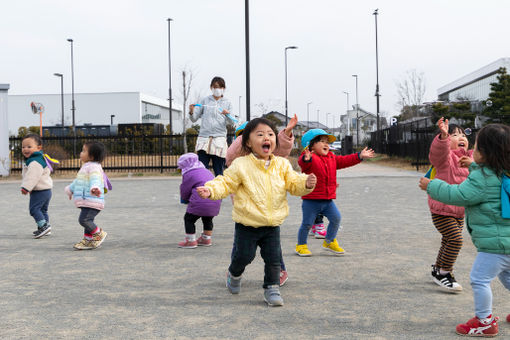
[279,270,288,286]
[197,235,212,247]
[456,315,498,337]
[177,239,198,249]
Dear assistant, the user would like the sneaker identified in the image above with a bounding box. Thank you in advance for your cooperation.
[90,229,107,249]
[226,271,242,294]
[295,244,312,257]
[73,238,94,250]
[308,226,315,236]
[456,315,498,337]
[33,229,51,236]
[264,285,284,307]
[313,224,326,239]
[34,224,51,239]
[178,239,198,249]
[279,270,289,286]
[322,239,345,255]
[197,235,212,247]
[432,270,463,292]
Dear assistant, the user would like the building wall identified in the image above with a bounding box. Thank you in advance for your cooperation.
[8,92,183,136]
[0,84,9,175]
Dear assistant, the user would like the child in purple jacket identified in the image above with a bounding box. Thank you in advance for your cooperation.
[177,153,221,248]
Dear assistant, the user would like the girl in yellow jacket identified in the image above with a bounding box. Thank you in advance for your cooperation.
[197,118,316,306]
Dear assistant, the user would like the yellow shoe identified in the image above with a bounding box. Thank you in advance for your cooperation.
[322,239,345,255]
[295,244,312,257]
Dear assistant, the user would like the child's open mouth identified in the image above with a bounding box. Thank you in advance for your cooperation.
[262,143,271,153]
[458,142,466,148]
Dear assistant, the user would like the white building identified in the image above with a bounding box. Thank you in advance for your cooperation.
[0,84,9,175]
[7,92,184,136]
[438,58,510,102]
[340,105,387,143]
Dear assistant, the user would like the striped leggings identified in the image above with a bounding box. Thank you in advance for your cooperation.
[432,213,464,272]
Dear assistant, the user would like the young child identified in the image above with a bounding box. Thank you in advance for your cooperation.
[196,118,316,306]
[419,124,510,337]
[225,114,298,286]
[427,117,473,292]
[177,153,221,248]
[296,129,375,256]
[20,134,53,238]
[65,141,108,250]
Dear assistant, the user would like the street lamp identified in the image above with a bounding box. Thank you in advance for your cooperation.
[110,115,115,125]
[245,0,251,120]
[327,112,333,132]
[373,8,381,150]
[307,102,312,129]
[342,91,349,136]
[352,74,359,147]
[67,38,75,134]
[284,46,298,125]
[53,73,64,129]
[167,18,173,136]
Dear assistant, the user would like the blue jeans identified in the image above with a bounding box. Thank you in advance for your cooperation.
[197,150,225,176]
[470,252,510,318]
[29,189,52,226]
[79,208,101,234]
[229,223,281,288]
[298,199,341,245]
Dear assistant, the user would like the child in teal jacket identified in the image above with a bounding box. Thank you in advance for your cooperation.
[419,124,510,337]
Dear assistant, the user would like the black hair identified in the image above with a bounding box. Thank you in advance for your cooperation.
[22,133,42,146]
[210,76,226,88]
[448,124,465,136]
[309,135,329,150]
[83,141,106,163]
[241,118,279,154]
[475,123,510,176]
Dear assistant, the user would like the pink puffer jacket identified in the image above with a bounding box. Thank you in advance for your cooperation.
[428,134,473,218]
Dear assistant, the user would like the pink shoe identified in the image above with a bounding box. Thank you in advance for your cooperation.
[313,224,326,239]
[178,239,198,249]
[279,270,288,286]
[197,235,212,247]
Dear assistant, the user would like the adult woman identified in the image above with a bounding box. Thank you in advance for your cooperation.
[189,76,234,176]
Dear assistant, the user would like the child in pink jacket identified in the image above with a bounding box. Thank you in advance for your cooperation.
[226,114,297,287]
[428,117,473,292]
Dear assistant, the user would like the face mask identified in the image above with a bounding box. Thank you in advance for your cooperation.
[212,88,224,97]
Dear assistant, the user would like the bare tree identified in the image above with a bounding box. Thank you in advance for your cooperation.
[395,69,426,120]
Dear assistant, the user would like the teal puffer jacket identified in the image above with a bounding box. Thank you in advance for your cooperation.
[427,163,510,254]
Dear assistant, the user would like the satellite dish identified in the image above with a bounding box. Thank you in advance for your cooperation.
[30,102,44,115]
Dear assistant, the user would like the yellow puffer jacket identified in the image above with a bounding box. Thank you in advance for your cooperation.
[205,153,313,227]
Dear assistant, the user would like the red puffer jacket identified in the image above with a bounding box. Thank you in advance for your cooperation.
[298,151,361,200]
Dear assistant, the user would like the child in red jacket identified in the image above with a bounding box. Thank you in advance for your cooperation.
[296,129,374,256]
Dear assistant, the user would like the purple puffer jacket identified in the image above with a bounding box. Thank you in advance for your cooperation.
[178,153,221,217]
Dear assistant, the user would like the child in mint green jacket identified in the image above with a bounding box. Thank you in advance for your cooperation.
[419,124,510,337]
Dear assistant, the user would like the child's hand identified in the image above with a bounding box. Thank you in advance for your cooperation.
[196,186,211,199]
[419,177,431,191]
[306,173,317,189]
[459,156,473,168]
[21,188,28,195]
[189,104,195,115]
[284,114,298,137]
[303,149,312,161]
[437,117,449,139]
[221,109,230,115]
[360,147,375,159]
[91,188,101,197]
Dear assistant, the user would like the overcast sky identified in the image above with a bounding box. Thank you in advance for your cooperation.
[1,0,510,127]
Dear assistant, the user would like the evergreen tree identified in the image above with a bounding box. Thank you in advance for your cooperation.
[483,67,510,123]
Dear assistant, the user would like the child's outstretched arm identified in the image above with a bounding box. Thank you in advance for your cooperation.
[298,149,313,172]
[198,161,241,200]
[429,117,453,169]
[420,168,486,207]
[359,147,375,160]
[283,160,315,196]
[274,114,297,158]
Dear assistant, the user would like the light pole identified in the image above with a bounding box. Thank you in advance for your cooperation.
[284,46,298,125]
[110,115,115,125]
[239,96,242,120]
[352,74,359,147]
[342,91,350,136]
[167,18,173,136]
[317,109,320,127]
[307,102,312,129]
[53,73,64,129]
[67,39,75,134]
[327,112,333,131]
[373,8,381,150]
[245,0,251,120]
